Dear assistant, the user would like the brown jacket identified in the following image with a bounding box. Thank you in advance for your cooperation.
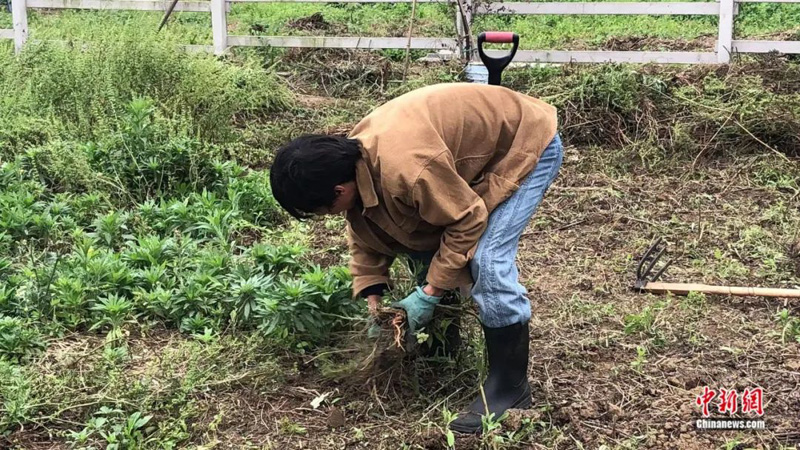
[345,83,557,297]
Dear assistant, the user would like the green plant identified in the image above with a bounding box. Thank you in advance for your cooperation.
[775,308,800,343]
[89,210,130,249]
[0,316,45,362]
[623,302,661,335]
[180,315,218,335]
[480,411,507,448]
[0,361,36,434]
[51,276,88,328]
[255,266,355,346]
[90,294,135,345]
[69,407,154,450]
[442,407,457,449]
[279,417,307,435]
[682,291,707,311]
[630,345,649,373]
[251,243,305,274]
[229,273,272,325]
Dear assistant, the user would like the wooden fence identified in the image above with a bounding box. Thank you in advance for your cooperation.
[3,0,800,64]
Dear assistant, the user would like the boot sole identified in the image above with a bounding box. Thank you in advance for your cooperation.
[449,387,532,435]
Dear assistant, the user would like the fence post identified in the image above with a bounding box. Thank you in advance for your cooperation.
[455,0,472,59]
[11,0,28,54]
[211,0,227,55]
[717,0,734,63]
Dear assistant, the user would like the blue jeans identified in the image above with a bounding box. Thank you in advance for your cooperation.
[407,133,564,328]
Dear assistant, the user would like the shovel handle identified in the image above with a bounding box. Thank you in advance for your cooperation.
[477,31,519,86]
[483,31,516,43]
[640,282,800,298]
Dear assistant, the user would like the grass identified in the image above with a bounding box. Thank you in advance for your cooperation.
[1,6,800,449]
[1,2,800,51]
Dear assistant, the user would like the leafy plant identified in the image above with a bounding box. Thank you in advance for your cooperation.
[90,295,135,345]
[229,273,272,325]
[775,308,800,344]
[442,407,457,449]
[89,210,131,249]
[69,407,154,450]
[630,345,649,373]
[0,316,45,362]
[251,243,305,274]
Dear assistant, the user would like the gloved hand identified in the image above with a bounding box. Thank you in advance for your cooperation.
[391,286,442,334]
[367,321,382,339]
[366,294,383,339]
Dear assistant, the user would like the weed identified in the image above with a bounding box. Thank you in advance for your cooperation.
[441,407,457,449]
[279,417,307,435]
[0,316,45,362]
[775,308,800,344]
[0,361,36,434]
[681,291,707,313]
[623,301,666,336]
[1,32,292,153]
[630,345,649,373]
[68,407,155,449]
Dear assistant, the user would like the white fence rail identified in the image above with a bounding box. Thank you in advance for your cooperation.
[2,0,800,64]
[476,2,726,14]
[25,0,213,10]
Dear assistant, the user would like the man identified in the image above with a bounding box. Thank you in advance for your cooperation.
[270,82,562,434]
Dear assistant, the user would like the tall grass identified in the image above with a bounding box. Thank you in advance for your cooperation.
[501,60,800,161]
[5,2,799,53]
[0,29,293,155]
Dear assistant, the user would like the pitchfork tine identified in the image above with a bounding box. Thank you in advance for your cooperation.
[634,238,671,290]
[636,237,662,279]
[650,257,672,282]
[643,247,666,278]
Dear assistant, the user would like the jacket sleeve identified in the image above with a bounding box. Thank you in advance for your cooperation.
[410,150,489,290]
[346,221,395,298]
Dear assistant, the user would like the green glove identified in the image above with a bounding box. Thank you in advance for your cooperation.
[391,286,442,333]
[367,321,382,339]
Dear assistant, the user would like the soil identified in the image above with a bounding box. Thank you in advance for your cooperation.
[5,65,800,449]
[159,144,799,449]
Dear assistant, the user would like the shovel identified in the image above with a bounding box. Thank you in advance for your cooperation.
[471,31,520,86]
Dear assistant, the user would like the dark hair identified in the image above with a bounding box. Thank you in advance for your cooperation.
[269,134,362,219]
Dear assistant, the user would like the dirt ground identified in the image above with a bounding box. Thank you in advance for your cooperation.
[4,79,800,450]
[188,144,800,449]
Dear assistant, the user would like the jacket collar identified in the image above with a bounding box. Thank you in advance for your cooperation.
[354,156,379,213]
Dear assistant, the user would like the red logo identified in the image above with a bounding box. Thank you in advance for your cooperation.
[696,387,764,417]
[696,386,717,417]
[718,389,738,414]
[741,388,764,416]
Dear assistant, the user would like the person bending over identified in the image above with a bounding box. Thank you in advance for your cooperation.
[269,82,563,434]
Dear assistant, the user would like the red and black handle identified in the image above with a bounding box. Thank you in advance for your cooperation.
[477,31,519,86]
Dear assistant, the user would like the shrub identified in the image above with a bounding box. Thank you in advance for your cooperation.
[503,60,800,159]
[0,316,45,363]
[0,31,293,154]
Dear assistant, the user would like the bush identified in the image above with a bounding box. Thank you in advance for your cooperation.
[20,140,99,193]
[0,158,355,347]
[0,316,45,363]
[503,59,800,159]
[0,30,293,155]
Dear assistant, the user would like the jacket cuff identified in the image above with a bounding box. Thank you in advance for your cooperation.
[359,283,389,298]
[352,275,391,299]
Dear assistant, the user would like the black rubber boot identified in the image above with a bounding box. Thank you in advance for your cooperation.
[449,321,531,434]
[420,291,461,358]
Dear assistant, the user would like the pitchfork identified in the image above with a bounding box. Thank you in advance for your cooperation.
[634,238,800,298]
